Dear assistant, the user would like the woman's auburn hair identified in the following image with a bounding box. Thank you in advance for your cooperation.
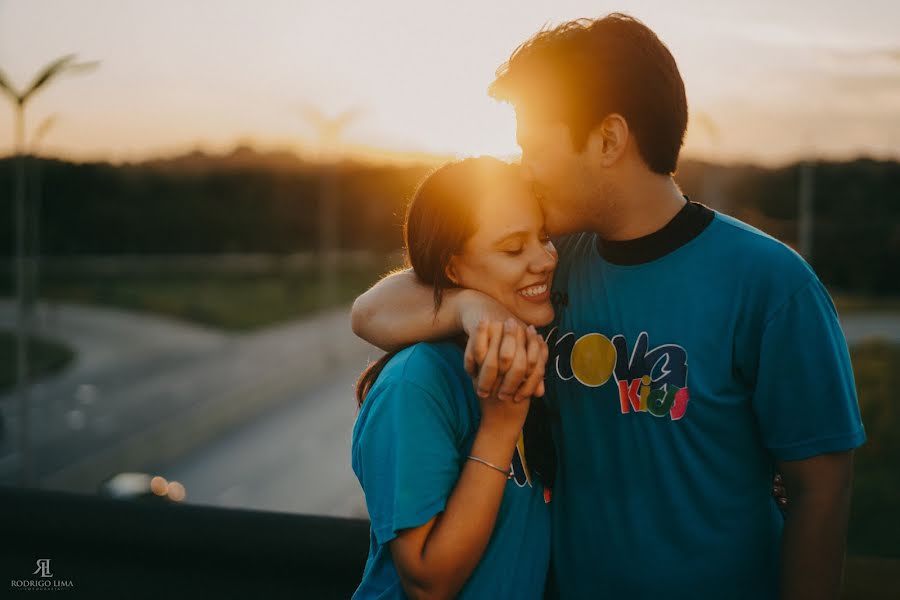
[354,156,518,407]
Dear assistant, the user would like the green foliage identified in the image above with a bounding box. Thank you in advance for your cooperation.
[16,262,396,331]
[843,556,900,599]
[2,152,897,293]
[0,150,430,256]
[847,341,900,557]
[678,159,900,294]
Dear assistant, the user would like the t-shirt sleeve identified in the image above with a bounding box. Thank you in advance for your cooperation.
[751,277,866,461]
[355,378,462,545]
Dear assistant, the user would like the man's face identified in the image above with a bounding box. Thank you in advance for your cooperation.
[516,111,602,236]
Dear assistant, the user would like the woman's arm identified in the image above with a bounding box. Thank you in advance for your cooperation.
[387,327,540,600]
[389,424,520,600]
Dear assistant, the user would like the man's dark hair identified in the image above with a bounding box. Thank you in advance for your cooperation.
[490,13,688,175]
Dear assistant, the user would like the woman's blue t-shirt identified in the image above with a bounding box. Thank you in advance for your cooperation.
[351,341,551,599]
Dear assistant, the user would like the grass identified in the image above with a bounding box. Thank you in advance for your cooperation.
[839,339,900,598]
[846,340,900,558]
[843,556,900,599]
[15,262,399,332]
[0,330,75,393]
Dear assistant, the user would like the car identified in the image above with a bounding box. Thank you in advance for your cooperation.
[97,472,186,503]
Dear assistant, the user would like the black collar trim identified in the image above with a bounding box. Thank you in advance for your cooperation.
[596,199,715,266]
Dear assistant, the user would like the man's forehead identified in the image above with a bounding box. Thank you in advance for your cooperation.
[514,105,541,129]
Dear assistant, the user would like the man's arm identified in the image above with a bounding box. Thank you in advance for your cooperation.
[351,269,477,352]
[352,269,524,352]
[777,451,854,600]
[351,269,547,401]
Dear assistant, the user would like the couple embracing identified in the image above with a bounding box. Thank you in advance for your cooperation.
[348,13,865,600]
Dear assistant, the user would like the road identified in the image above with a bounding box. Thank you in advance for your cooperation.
[150,363,367,519]
[838,311,900,346]
[1,299,898,520]
[0,300,377,506]
[155,309,900,519]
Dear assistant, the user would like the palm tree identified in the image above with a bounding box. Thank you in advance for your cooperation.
[30,115,60,325]
[300,105,360,312]
[0,54,97,487]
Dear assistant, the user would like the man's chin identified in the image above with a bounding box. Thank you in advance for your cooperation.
[546,221,583,237]
[541,208,583,237]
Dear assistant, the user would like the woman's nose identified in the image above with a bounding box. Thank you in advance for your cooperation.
[530,244,557,273]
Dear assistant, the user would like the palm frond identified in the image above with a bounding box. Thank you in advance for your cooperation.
[34,114,59,145]
[21,54,77,102]
[0,67,20,102]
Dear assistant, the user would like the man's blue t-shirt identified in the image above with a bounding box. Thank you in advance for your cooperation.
[544,210,865,599]
[351,341,551,599]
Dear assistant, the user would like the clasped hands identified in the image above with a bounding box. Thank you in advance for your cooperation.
[458,293,549,403]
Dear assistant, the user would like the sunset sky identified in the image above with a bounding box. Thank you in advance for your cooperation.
[0,0,898,166]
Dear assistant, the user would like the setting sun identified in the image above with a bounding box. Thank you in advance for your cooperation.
[1,0,898,165]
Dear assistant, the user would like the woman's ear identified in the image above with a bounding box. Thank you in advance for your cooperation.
[445,257,460,286]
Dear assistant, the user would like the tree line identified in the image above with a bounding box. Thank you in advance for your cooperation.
[1,148,897,293]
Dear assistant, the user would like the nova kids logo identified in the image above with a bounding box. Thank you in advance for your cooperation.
[546,328,690,420]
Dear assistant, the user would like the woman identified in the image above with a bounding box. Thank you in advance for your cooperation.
[352,156,557,599]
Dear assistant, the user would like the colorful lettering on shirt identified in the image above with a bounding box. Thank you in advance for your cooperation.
[510,431,532,487]
[546,328,690,420]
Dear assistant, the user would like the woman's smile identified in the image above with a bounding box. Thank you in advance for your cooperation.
[517,280,551,303]
[448,174,559,327]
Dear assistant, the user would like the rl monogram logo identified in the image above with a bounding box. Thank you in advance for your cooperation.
[10,558,74,591]
[33,558,53,578]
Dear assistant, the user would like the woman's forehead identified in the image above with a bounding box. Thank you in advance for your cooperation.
[472,183,543,237]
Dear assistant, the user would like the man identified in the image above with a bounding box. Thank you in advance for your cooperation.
[351,14,864,599]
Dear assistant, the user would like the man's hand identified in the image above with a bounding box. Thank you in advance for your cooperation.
[773,473,788,509]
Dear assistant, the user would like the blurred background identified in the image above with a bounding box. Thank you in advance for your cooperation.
[0,0,897,594]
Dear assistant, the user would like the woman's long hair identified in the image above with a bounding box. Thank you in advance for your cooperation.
[355,157,516,406]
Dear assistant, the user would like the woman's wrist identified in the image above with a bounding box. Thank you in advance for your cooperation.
[471,422,521,467]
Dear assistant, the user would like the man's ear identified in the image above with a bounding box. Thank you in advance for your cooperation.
[586,113,629,167]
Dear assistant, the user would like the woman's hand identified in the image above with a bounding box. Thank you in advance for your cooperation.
[389,324,538,600]
[476,321,534,438]
[461,301,549,404]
